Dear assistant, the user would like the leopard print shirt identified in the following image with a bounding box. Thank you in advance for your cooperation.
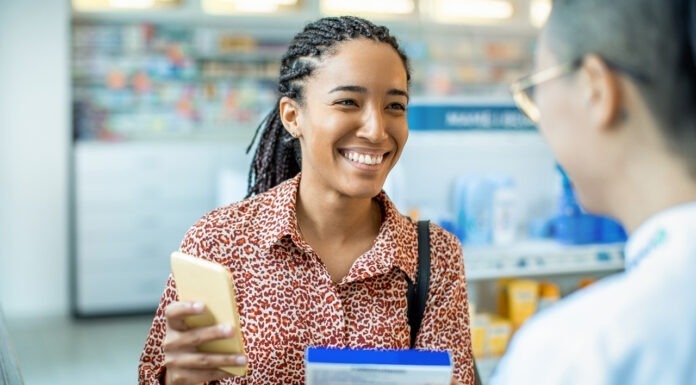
[139,174,474,384]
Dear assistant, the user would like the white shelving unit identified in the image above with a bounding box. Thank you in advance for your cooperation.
[72,141,251,316]
[465,241,625,281]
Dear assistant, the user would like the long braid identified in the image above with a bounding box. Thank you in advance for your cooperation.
[246,16,411,197]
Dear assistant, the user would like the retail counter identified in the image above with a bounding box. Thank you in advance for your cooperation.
[0,309,24,385]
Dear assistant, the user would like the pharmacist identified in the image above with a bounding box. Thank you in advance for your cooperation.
[491,0,696,384]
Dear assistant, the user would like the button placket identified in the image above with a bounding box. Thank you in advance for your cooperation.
[319,280,346,345]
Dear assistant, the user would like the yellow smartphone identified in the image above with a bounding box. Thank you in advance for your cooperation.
[170,251,248,376]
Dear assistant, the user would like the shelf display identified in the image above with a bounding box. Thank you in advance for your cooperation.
[72,23,281,141]
[465,241,624,281]
[202,0,301,14]
[73,0,182,11]
[422,0,515,23]
[71,22,534,141]
[320,0,416,15]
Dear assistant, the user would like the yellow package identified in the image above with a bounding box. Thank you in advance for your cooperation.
[496,278,513,318]
[538,281,561,312]
[486,316,513,357]
[470,313,490,358]
[498,279,539,331]
[578,276,598,289]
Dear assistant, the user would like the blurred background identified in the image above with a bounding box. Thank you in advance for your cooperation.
[0,0,627,384]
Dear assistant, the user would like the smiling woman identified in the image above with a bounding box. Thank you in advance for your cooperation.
[139,16,475,385]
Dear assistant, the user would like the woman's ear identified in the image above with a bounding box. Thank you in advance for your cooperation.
[580,54,623,131]
[279,96,302,138]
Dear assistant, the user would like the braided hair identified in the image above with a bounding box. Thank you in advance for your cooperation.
[245,16,411,197]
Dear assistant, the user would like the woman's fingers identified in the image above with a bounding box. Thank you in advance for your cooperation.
[164,352,247,369]
[162,302,246,384]
[163,323,235,352]
[164,301,205,331]
[165,368,233,385]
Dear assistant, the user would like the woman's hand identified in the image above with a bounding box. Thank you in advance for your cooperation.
[162,301,247,385]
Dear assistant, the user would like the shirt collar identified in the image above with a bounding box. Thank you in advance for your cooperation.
[257,173,419,282]
[368,192,419,282]
[258,173,304,252]
[625,201,696,271]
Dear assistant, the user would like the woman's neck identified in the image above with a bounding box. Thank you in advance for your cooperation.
[295,177,382,246]
[610,151,696,234]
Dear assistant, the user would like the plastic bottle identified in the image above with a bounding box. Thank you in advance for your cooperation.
[492,176,518,245]
[463,176,495,245]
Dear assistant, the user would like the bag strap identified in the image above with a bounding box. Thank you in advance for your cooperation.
[407,220,431,348]
[407,220,483,385]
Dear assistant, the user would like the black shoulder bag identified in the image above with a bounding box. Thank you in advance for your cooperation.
[407,220,482,385]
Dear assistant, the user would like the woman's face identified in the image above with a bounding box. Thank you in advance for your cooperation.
[534,34,614,213]
[288,38,409,200]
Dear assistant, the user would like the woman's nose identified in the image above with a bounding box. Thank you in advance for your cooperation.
[358,107,388,142]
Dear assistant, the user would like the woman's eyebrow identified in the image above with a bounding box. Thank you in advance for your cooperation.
[329,85,367,94]
[388,89,409,100]
[329,85,409,100]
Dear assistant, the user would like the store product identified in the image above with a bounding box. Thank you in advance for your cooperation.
[498,279,539,331]
[452,174,519,245]
[470,313,488,358]
[537,281,561,313]
[492,176,518,245]
[305,348,452,385]
[486,316,513,357]
[469,313,513,358]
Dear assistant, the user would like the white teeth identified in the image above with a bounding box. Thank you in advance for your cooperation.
[343,151,384,166]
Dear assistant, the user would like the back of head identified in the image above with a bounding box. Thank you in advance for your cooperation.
[246,16,410,197]
[545,0,696,176]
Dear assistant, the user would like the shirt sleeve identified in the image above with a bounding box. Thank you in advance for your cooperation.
[138,275,178,385]
[416,227,475,385]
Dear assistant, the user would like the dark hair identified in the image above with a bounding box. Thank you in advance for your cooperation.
[245,16,411,197]
[545,0,696,176]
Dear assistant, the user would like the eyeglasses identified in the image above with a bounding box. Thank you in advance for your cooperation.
[510,58,650,123]
[510,59,582,123]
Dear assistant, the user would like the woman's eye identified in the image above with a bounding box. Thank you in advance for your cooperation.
[388,102,407,111]
[336,99,357,107]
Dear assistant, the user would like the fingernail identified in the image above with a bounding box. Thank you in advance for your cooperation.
[219,323,232,335]
[236,356,247,365]
[191,302,204,311]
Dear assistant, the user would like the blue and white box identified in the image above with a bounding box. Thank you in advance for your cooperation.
[305,347,453,385]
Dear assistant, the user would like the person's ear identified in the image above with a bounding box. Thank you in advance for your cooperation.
[279,96,302,138]
[579,54,622,131]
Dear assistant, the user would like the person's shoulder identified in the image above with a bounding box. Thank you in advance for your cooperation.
[490,278,628,385]
[525,273,629,334]
[423,222,463,273]
[427,221,460,248]
[179,187,283,256]
[493,269,696,385]
[505,270,656,367]
[192,193,265,232]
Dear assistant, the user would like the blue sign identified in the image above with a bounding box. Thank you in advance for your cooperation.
[407,104,536,131]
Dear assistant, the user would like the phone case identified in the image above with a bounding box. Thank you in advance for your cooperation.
[170,251,248,376]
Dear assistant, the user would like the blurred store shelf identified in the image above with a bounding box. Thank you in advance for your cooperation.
[465,240,625,281]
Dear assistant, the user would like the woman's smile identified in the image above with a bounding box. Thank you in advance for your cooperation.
[338,148,390,172]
